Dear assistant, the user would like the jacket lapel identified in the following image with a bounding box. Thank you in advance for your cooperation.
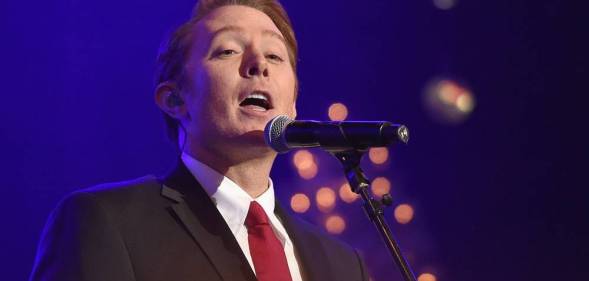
[160,161,256,281]
[275,202,332,281]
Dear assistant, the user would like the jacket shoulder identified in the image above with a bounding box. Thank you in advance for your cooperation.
[54,175,169,228]
[71,175,163,206]
[29,176,161,281]
[79,175,161,196]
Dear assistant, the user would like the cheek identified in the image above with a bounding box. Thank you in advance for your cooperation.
[279,69,297,111]
[203,62,239,94]
[193,65,240,118]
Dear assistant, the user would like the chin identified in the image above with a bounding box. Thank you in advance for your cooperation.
[235,129,267,145]
[222,134,277,162]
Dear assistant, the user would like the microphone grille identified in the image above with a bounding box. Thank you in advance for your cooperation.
[264,115,293,153]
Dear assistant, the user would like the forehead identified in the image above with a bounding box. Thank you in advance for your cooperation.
[196,5,283,39]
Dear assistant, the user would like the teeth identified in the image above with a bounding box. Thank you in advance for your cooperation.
[246,93,268,101]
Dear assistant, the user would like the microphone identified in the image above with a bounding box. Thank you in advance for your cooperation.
[264,115,409,153]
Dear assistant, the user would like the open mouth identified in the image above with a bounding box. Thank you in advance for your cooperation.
[239,91,272,111]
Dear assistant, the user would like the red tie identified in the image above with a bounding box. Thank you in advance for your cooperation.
[245,201,293,281]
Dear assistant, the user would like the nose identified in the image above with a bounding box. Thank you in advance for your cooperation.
[241,50,269,78]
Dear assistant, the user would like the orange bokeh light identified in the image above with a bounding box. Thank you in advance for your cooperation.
[423,78,476,125]
[339,183,359,203]
[293,150,315,170]
[435,79,476,114]
[439,80,461,105]
[297,162,318,179]
[325,215,346,234]
[394,203,414,224]
[456,92,475,113]
[328,103,349,121]
[371,177,391,197]
[316,187,336,212]
[369,147,389,165]
[293,150,318,179]
[290,193,311,213]
[418,273,437,281]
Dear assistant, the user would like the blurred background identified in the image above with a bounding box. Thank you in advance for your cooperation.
[1,0,586,280]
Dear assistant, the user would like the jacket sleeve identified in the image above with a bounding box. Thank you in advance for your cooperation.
[29,191,136,281]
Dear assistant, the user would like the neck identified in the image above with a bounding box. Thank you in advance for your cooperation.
[184,144,276,198]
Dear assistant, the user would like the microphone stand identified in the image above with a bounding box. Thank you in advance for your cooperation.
[330,149,417,281]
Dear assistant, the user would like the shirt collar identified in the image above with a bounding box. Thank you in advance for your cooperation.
[181,152,276,235]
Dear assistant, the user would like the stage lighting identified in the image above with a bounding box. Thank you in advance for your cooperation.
[328,102,348,121]
[339,182,359,203]
[418,273,437,281]
[316,187,336,212]
[369,147,389,165]
[433,0,456,10]
[423,78,476,124]
[325,215,346,234]
[371,177,391,198]
[290,193,311,213]
[394,203,415,224]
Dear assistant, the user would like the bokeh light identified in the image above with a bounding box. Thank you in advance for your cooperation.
[290,193,310,213]
[293,150,314,170]
[325,215,346,234]
[297,162,318,179]
[293,150,319,179]
[339,182,359,203]
[328,102,348,121]
[394,203,415,224]
[456,92,475,113]
[418,273,437,281]
[316,187,336,212]
[369,147,389,165]
[423,78,476,124]
[433,0,456,10]
[371,177,391,197]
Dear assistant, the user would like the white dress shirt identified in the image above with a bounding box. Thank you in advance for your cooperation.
[181,153,303,281]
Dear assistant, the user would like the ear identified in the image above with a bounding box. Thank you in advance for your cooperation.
[154,81,188,120]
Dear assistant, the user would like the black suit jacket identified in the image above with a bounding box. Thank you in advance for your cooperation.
[30,162,368,281]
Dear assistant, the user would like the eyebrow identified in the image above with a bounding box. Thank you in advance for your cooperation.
[211,25,286,45]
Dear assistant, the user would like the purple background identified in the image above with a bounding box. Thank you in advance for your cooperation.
[1,0,586,280]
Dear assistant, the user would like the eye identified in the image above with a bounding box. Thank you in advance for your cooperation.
[216,49,238,58]
[266,53,284,62]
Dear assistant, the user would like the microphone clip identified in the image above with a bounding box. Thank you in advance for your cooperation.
[329,148,417,281]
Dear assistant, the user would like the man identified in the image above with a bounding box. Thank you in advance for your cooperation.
[30,1,369,280]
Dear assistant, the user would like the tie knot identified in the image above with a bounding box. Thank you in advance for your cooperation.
[245,201,270,228]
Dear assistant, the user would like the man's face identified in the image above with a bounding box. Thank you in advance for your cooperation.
[180,5,297,155]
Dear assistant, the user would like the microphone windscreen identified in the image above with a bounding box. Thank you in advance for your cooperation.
[264,115,293,153]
